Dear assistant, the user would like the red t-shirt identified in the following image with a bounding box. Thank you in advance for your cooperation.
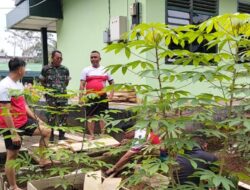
[148,132,161,144]
[0,76,28,128]
[80,66,113,94]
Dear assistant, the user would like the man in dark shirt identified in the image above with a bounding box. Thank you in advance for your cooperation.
[39,50,71,141]
[174,147,218,185]
[106,131,217,187]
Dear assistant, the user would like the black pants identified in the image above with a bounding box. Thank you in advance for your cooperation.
[2,118,38,150]
[86,94,109,117]
[45,97,68,139]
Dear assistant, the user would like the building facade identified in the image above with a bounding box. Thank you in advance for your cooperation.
[6,0,250,91]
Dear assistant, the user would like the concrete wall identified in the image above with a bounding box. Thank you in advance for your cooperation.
[57,0,250,94]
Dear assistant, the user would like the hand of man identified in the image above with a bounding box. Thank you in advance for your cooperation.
[79,99,84,105]
[79,95,86,105]
[11,133,21,145]
[38,119,46,126]
[108,94,113,101]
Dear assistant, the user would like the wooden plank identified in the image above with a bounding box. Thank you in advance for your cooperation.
[238,181,250,190]
[31,136,119,152]
[102,178,122,190]
[27,182,37,190]
[69,137,120,152]
[31,143,70,152]
[3,181,8,190]
[84,170,102,190]
[54,131,84,142]
[27,173,85,190]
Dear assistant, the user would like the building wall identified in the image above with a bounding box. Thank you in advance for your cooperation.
[57,0,148,90]
[57,0,248,93]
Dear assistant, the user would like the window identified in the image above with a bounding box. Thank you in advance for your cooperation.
[166,0,218,25]
[238,0,250,14]
[165,0,218,55]
[237,0,250,63]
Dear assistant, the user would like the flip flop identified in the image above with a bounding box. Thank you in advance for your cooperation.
[88,136,95,140]
[104,168,116,177]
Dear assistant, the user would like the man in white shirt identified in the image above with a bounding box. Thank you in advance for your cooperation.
[79,50,114,140]
[0,58,51,190]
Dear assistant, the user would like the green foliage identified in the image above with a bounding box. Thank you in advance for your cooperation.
[103,13,250,189]
[6,13,250,189]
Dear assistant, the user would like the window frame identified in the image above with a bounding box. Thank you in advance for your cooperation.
[165,0,219,64]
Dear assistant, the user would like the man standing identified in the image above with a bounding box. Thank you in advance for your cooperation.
[0,58,51,190]
[79,50,114,140]
[39,50,70,142]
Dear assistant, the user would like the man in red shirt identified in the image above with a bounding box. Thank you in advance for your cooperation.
[79,50,114,140]
[0,58,51,190]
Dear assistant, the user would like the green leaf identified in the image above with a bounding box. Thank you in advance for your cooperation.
[148,163,160,175]
[213,177,222,187]
[206,20,214,33]
[189,159,198,169]
[122,66,128,75]
[160,162,169,173]
[172,35,179,45]
[197,35,203,44]
[110,65,122,74]
[125,47,131,58]
[243,119,250,130]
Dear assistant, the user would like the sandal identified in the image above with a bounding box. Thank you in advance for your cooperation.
[105,167,116,177]
[88,136,95,140]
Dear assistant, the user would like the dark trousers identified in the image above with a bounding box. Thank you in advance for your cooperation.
[45,97,68,140]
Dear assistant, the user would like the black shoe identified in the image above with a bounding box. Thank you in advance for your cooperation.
[59,135,66,140]
[59,130,66,140]
[49,136,54,143]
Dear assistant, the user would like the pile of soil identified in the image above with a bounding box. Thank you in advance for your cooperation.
[221,153,250,184]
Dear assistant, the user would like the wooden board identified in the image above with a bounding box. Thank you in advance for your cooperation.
[27,173,85,190]
[31,142,71,152]
[238,181,250,190]
[54,131,84,142]
[102,178,122,190]
[31,136,119,153]
[69,136,120,152]
[84,170,102,190]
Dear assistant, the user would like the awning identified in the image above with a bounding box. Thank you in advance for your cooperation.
[6,0,63,32]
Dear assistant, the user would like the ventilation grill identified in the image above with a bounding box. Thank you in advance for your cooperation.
[193,0,218,15]
[167,0,218,15]
[167,0,191,11]
[238,2,250,14]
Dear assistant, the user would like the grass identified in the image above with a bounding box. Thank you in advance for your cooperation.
[234,172,250,184]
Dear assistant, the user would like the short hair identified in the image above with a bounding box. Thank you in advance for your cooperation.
[192,135,207,147]
[8,57,26,72]
[91,50,100,55]
[51,50,62,58]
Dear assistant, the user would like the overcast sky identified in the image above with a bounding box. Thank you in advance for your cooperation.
[0,0,22,56]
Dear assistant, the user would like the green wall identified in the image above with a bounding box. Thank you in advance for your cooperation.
[57,0,148,90]
[219,0,237,14]
[57,0,249,94]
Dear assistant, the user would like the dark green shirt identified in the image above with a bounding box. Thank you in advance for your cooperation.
[40,64,70,94]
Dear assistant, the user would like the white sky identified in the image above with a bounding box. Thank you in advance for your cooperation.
[0,0,22,56]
